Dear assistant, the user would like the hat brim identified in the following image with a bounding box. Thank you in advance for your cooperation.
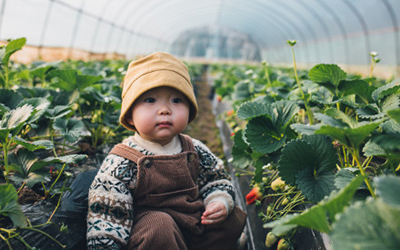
[120,69,198,131]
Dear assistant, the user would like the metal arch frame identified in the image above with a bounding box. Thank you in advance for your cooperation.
[342,0,371,64]
[67,0,87,57]
[382,0,399,68]
[315,0,350,66]
[253,0,311,63]
[269,0,322,62]
[297,0,334,63]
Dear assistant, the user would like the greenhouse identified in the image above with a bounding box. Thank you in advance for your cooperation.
[1,0,400,250]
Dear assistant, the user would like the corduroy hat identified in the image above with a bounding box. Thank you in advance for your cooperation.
[119,52,198,131]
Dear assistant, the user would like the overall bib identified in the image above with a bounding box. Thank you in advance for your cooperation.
[110,134,246,250]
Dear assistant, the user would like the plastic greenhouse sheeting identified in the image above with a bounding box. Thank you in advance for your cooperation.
[1,0,399,70]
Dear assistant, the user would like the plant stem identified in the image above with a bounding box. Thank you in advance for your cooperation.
[351,148,376,198]
[47,178,68,223]
[47,163,67,196]
[22,227,66,249]
[291,46,314,125]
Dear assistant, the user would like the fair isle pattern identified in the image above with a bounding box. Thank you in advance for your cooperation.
[87,136,235,250]
[87,237,120,249]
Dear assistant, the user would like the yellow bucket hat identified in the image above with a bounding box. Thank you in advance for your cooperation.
[119,52,198,131]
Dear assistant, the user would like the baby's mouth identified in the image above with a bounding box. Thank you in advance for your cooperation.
[157,121,172,127]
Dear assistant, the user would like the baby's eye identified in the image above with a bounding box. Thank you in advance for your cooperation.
[144,97,156,103]
[172,98,183,103]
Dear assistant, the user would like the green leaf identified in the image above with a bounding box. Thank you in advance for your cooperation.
[30,61,61,79]
[387,108,400,123]
[45,105,72,120]
[236,101,270,120]
[371,78,400,103]
[264,175,365,234]
[53,118,84,142]
[362,140,386,157]
[331,199,400,250]
[233,80,251,100]
[231,130,253,169]
[339,79,374,103]
[0,104,33,130]
[278,135,337,202]
[1,38,26,66]
[381,94,399,112]
[290,123,321,135]
[245,116,286,154]
[272,100,299,128]
[374,175,400,207]
[315,119,384,149]
[309,64,347,92]
[0,89,23,111]
[13,137,54,151]
[0,184,27,227]
[324,108,358,128]
[8,148,38,177]
[18,97,51,123]
[372,134,400,151]
[296,168,335,202]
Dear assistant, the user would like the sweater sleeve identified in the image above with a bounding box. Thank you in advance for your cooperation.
[87,154,137,250]
[192,138,236,214]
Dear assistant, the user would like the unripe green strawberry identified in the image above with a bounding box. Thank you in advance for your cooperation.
[265,232,278,247]
[281,197,289,206]
[277,239,290,250]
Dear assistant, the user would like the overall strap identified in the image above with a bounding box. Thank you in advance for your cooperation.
[178,134,195,152]
[109,143,143,163]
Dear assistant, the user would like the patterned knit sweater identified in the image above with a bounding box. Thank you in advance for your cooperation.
[87,134,236,249]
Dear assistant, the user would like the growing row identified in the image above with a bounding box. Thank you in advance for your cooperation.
[212,45,400,250]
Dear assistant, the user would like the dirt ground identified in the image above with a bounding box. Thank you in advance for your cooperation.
[184,72,224,160]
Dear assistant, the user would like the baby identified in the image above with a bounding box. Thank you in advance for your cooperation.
[87,52,246,250]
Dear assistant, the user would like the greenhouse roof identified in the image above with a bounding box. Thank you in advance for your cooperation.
[1,0,400,69]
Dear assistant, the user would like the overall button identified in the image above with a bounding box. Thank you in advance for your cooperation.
[143,159,152,168]
[187,153,196,162]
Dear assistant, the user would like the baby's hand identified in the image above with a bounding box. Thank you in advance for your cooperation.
[201,201,227,225]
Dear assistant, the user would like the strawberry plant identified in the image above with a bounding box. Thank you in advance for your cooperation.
[214,47,400,249]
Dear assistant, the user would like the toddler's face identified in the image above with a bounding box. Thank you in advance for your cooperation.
[128,86,190,145]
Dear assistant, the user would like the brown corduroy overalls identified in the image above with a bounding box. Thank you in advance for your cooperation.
[110,134,246,250]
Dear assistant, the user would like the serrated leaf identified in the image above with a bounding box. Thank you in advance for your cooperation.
[272,100,299,128]
[0,184,27,227]
[45,105,72,120]
[374,175,400,207]
[387,108,400,123]
[362,139,386,157]
[233,81,251,100]
[245,116,286,154]
[278,135,336,185]
[381,94,399,113]
[372,134,400,151]
[339,79,374,103]
[236,101,270,120]
[324,108,358,128]
[331,199,400,250]
[0,104,33,132]
[309,64,347,92]
[290,123,321,135]
[0,89,23,111]
[356,104,385,119]
[18,97,51,123]
[315,119,384,149]
[53,117,84,142]
[296,168,335,202]
[2,38,26,66]
[8,148,38,177]
[372,78,400,103]
[13,137,54,151]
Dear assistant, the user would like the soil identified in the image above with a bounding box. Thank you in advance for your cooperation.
[184,70,225,159]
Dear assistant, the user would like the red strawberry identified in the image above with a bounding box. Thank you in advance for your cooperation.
[245,185,262,205]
